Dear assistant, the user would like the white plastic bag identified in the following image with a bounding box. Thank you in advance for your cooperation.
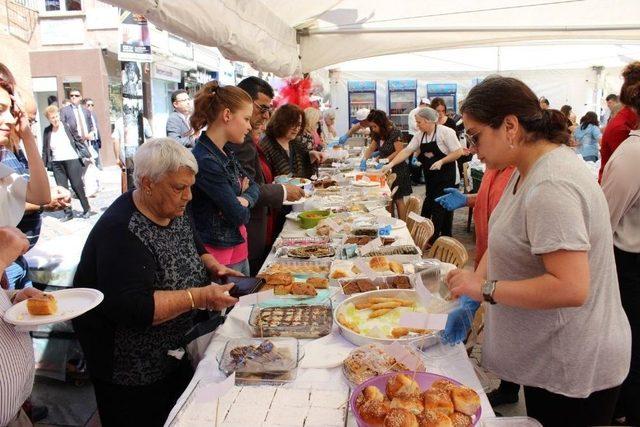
[84,162,100,197]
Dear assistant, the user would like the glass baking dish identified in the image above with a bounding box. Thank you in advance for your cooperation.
[218,337,299,376]
[249,300,333,339]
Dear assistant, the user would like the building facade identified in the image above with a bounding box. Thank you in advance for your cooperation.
[27,0,260,165]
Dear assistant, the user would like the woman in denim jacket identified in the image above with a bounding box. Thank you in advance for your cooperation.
[573,111,602,162]
[190,81,259,276]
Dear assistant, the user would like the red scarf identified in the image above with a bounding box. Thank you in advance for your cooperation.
[254,140,277,246]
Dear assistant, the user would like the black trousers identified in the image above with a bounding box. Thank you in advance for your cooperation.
[92,359,193,427]
[497,379,520,396]
[524,384,620,427]
[51,159,90,213]
[421,169,455,243]
[614,246,640,425]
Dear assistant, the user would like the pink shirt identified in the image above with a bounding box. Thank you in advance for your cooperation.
[204,225,248,265]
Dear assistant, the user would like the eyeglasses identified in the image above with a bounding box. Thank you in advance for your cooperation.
[462,125,489,148]
[254,101,273,115]
[70,94,81,98]
[175,98,190,103]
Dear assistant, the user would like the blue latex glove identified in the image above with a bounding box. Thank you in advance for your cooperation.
[371,151,380,158]
[435,188,468,211]
[378,225,392,236]
[338,134,349,145]
[441,296,480,345]
[411,156,421,167]
[374,163,383,170]
[359,158,367,172]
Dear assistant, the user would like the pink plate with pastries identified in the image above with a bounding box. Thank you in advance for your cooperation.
[350,371,482,426]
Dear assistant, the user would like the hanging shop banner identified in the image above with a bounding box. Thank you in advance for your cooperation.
[118,9,152,62]
[121,61,145,190]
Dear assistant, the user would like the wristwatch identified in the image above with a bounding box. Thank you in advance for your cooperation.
[482,280,497,304]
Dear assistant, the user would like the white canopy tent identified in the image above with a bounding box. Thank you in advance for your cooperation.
[104,0,640,75]
[316,42,639,134]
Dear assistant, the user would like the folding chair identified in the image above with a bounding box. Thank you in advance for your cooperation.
[427,236,469,268]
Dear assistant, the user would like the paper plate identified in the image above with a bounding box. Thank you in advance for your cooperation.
[285,212,300,221]
[352,180,379,187]
[377,217,406,230]
[283,197,306,206]
[3,288,104,326]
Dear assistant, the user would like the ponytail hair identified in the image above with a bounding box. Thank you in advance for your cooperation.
[620,61,640,114]
[189,81,252,135]
[461,76,570,145]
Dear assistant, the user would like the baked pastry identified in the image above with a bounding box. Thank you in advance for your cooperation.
[423,390,454,415]
[430,379,457,395]
[27,294,57,315]
[274,284,292,295]
[417,410,453,427]
[266,273,292,286]
[389,261,404,274]
[342,281,360,295]
[391,276,411,289]
[383,408,418,427]
[291,282,317,297]
[357,386,390,424]
[330,269,349,279]
[357,279,376,292]
[386,374,421,399]
[316,224,332,236]
[449,412,472,427]
[306,277,328,289]
[390,396,424,415]
[369,256,390,272]
[450,386,480,416]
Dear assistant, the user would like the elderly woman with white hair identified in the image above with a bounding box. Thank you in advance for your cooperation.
[320,109,337,144]
[72,138,240,427]
[383,106,463,241]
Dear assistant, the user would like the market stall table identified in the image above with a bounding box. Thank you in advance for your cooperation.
[166,178,494,426]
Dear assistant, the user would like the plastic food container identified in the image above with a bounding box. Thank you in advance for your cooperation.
[334,289,456,347]
[219,337,299,375]
[298,210,331,229]
[338,275,415,296]
[259,259,332,278]
[249,300,333,339]
[342,343,426,386]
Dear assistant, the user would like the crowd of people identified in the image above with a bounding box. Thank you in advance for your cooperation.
[0,56,639,427]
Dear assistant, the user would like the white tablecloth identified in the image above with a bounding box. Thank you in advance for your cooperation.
[166,194,494,426]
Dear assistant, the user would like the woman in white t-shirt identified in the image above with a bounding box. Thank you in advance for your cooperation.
[446,76,631,426]
[0,67,50,227]
[42,104,91,220]
[383,107,462,241]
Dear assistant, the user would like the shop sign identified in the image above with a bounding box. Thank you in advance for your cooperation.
[169,35,194,61]
[118,10,152,62]
[153,64,182,83]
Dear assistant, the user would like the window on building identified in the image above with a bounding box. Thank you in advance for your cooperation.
[66,0,81,11]
[44,0,82,12]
